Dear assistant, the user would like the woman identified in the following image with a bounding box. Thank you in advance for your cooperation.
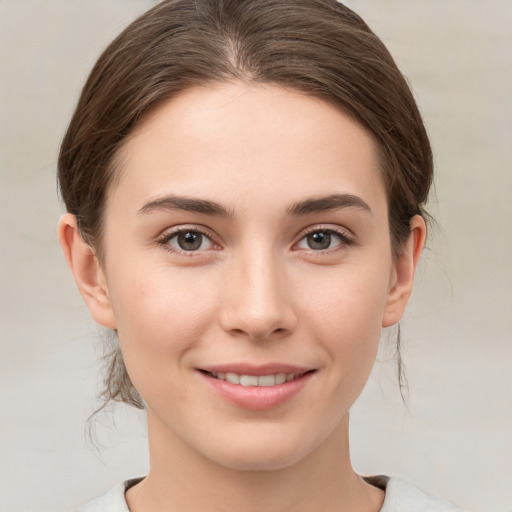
[58,0,463,510]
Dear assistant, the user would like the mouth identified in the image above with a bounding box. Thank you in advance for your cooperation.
[197,362,317,410]
[200,370,313,387]
[197,365,316,410]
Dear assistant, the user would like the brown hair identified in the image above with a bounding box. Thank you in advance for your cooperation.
[58,0,433,410]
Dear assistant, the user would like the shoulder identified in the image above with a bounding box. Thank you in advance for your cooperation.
[366,475,466,512]
[74,478,143,512]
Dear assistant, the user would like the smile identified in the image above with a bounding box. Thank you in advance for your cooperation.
[199,367,315,410]
[204,371,306,387]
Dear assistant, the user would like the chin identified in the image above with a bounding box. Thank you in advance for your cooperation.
[212,447,305,472]
[197,427,326,473]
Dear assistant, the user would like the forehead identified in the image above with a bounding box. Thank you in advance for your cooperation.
[110,82,386,217]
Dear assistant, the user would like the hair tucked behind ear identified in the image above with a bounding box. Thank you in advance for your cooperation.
[59,0,433,413]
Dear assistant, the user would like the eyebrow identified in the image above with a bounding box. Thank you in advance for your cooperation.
[138,193,371,218]
[138,195,234,217]
[286,194,372,216]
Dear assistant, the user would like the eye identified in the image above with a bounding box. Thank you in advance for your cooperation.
[159,229,215,252]
[295,228,352,251]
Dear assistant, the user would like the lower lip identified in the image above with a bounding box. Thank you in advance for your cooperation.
[199,372,314,411]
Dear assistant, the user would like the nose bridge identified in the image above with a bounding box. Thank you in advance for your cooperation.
[220,242,295,340]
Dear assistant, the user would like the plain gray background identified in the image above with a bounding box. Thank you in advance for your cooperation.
[0,1,511,511]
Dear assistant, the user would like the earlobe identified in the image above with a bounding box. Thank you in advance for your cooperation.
[57,213,117,329]
[382,215,426,327]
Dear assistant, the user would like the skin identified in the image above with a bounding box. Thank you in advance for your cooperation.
[59,82,425,512]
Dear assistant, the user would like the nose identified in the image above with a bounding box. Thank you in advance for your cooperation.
[219,248,297,341]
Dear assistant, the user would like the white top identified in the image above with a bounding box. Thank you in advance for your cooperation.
[75,475,465,511]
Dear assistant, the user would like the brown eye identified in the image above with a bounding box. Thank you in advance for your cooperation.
[177,232,202,250]
[164,230,214,252]
[296,228,352,252]
[306,231,332,250]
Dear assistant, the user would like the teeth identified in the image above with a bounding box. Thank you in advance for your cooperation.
[240,375,259,386]
[226,373,240,384]
[258,375,276,386]
[210,371,302,386]
[275,373,286,384]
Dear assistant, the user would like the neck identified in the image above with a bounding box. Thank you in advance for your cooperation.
[126,410,384,512]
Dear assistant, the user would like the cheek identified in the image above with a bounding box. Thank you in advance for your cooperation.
[298,264,389,367]
[108,267,220,363]
[107,268,223,409]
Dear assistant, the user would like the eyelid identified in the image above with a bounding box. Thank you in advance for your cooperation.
[156,224,221,254]
[154,223,354,256]
[293,224,355,251]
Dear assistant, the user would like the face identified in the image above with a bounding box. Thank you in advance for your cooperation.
[78,83,416,471]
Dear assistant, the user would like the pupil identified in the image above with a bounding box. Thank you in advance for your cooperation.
[178,232,202,251]
[307,231,331,250]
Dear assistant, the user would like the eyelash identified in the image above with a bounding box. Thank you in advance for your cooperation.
[295,225,355,253]
[156,226,218,256]
[155,225,354,256]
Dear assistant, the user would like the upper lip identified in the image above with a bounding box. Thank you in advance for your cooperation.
[198,363,314,376]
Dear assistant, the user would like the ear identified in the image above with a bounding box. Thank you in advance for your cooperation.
[58,213,117,329]
[382,215,426,327]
